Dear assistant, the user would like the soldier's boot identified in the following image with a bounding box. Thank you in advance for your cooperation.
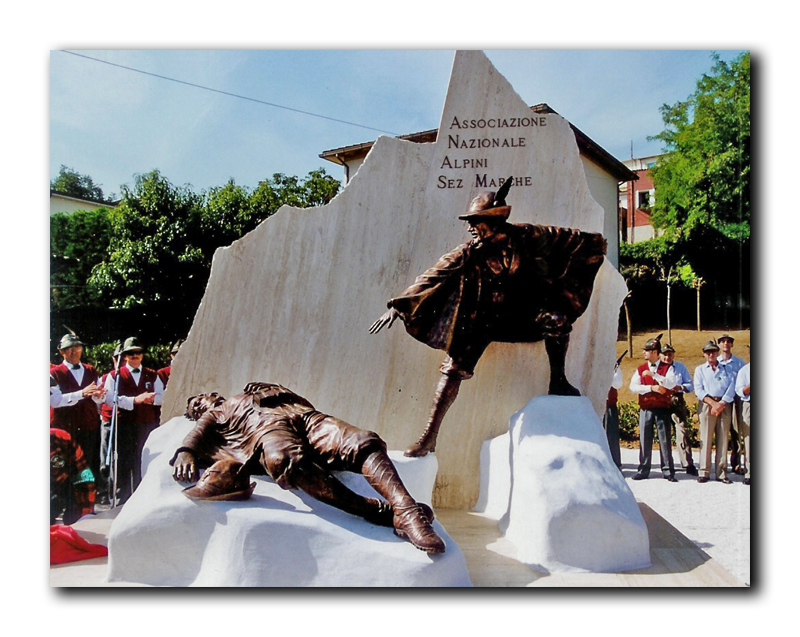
[291,462,395,527]
[545,335,581,396]
[361,452,444,553]
[404,374,462,457]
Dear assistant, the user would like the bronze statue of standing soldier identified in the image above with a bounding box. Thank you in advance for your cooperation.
[370,177,606,457]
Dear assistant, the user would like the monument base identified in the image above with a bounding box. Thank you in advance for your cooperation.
[476,396,650,574]
[106,418,471,587]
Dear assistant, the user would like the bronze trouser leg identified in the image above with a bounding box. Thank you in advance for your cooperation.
[404,373,462,457]
[361,451,417,510]
[361,451,443,553]
[545,334,581,396]
[288,460,393,526]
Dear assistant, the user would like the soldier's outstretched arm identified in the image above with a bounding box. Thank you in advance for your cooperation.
[369,308,400,334]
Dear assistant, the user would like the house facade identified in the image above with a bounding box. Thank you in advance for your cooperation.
[618,154,666,243]
[50,191,118,216]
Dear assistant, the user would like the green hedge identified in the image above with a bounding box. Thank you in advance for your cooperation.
[617,400,700,447]
[56,342,173,373]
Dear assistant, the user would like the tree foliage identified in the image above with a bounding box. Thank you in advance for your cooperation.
[84,168,341,334]
[50,165,114,203]
[648,52,750,239]
[50,207,112,310]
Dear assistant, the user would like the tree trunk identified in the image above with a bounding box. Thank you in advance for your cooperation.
[666,281,673,345]
[697,285,701,331]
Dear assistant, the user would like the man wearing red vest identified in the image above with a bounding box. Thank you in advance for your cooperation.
[103,336,164,503]
[629,334,677,482]
[50,332,106,484]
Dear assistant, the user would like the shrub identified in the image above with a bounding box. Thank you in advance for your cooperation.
[78,342,172,373]
[616,399,700,446]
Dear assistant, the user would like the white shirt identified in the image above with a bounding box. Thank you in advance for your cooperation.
[611,366,623,390]
[51,362,104,408]
[630,360,681,395]
[694,361,736,404]
[736,363,750,402]
[662,360,694,394]
[103,363,164,411]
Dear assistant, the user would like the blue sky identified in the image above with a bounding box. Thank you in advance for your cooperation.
[50,49,747,198]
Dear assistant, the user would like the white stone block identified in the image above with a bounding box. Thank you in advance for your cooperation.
[105,418,471,587]
[502,396,650,573]
[474,433,512,520]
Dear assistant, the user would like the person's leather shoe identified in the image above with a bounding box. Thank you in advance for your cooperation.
[717,477,733,484]
[686,465,699,476]
[698,476,709,483]
[393,504,446,553]
[631,473,647,481]
[743,478,750,485]
[665,475,677,482]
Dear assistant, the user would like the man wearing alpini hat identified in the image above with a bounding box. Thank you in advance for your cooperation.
[50,329,106,483]
[660,343,698,476]
[370,177,606,457]
[629,334,678,481]
[103,336,164,502]
[693,339,736,483]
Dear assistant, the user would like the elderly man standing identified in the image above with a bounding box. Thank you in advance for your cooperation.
[693,340,736,484]
[50,331,106,484]
[103,337,164,502]
[629,335,677,482]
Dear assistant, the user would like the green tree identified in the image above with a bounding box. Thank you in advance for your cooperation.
[50,207,112,310]
[648,52,750,239]
[88,168,341,336]
[51,165,114,203]
[88,170,206,326]
[620,236,690,343]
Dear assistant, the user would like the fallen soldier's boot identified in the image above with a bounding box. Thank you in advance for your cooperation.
[392,503,446,553]
[182,459,256,501]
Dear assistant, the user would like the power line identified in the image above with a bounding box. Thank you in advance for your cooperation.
[59,50,401,136]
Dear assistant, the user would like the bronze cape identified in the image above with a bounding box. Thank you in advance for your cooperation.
[389,223,606,372]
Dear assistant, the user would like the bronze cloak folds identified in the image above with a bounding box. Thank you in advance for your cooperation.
[388,223,607,354]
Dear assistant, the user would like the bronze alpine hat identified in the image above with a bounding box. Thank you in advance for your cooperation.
[702,340,720,352]
[182,459,256,501]
[718,333,734,343]
[458,176,514,222]
[661,343,675,354]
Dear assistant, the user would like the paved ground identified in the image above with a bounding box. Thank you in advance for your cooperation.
[620,446,750,586]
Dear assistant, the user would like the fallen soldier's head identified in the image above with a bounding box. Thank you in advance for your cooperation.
[185,392,226,420]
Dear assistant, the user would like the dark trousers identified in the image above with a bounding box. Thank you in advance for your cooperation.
[637,408,675,477]
[72,427,100,487]
[111,419,157,503]
[604,405,622,469]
